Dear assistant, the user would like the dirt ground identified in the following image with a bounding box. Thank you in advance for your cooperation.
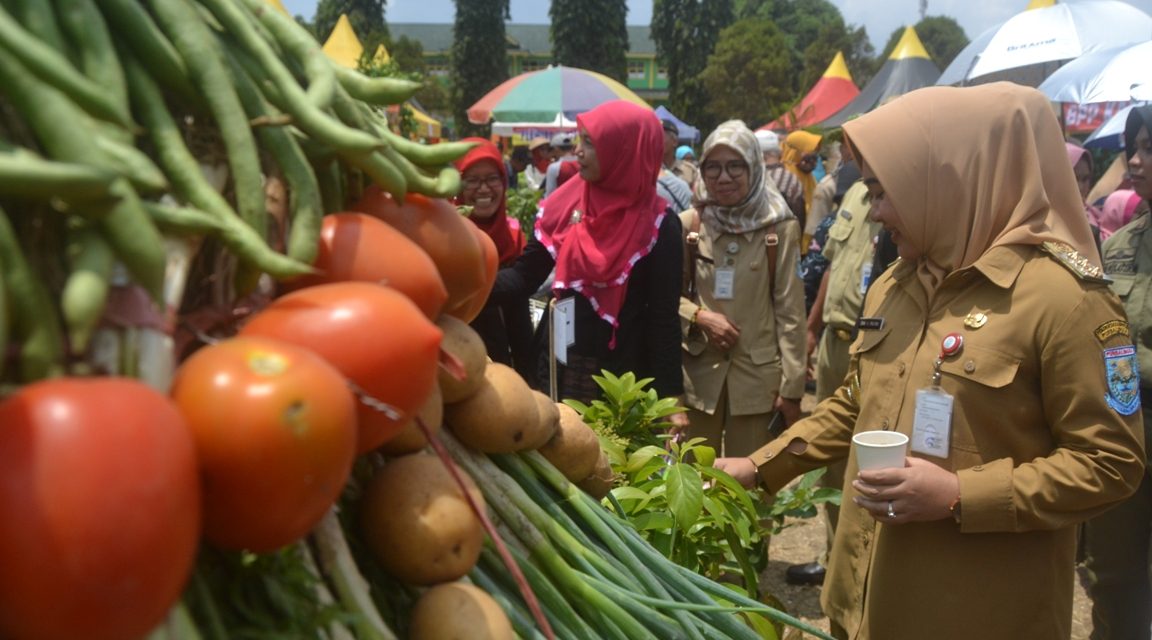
[760,395,1094,639]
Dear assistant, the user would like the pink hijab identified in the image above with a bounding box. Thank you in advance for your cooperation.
[535,100,667,337]
[1097,189,1143,241]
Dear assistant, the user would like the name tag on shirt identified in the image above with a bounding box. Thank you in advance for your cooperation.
[552,297,576,364]
[857,317,885,331]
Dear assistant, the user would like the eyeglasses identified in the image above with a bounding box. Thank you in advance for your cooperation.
[462,174,504,190]
[701,161,749,179]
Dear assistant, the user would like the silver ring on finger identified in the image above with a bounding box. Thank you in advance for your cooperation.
[886,500,896,519]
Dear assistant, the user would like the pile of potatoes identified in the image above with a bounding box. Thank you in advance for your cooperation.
[355,315,613,639]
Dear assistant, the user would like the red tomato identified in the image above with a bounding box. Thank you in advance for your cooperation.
[446,222,499,323]
[171,336,358,552]
[351,188,487,313]
[0,378,200,640]
[283,212,448,320]
[239,282,442,454]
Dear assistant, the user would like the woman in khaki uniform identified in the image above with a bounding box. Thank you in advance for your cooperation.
[716,83,1146,639]
[679,120,807,456]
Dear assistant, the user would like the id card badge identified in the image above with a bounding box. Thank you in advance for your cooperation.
[552,297,576,365]
[714,268,735,299]
[911,387,953,458]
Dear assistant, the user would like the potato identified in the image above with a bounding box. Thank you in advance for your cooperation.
[537,403,602,482]
[408,582,514,640]
[526,390,560,450]
[377,381,442,456]
[359,453,484,585]
[437,315,488,403]
[576,450,616,499]
[444,363,548,453]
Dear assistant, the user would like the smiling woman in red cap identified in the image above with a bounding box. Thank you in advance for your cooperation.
[454,138,534,384]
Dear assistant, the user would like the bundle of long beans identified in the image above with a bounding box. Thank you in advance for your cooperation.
[0,0,471,384]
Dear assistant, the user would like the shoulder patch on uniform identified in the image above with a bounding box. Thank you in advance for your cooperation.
[1040,241,1109,282]
[1095,320,1131,343]
[1104,345,1141,415]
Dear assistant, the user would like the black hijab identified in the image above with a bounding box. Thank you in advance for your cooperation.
[1124,105,1152,161]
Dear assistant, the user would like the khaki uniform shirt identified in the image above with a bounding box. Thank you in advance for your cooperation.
[679,210,806,414]
[821,182,881,333]
[806,173,838,236]
[1101,213,1152,463]
[749,244,1146,639]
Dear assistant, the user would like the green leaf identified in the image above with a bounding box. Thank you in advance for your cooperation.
[666,463,704,533]
[624,446,668,474]
[699,466,760,515]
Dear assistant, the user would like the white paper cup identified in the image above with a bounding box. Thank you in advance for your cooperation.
[852,430,909,471]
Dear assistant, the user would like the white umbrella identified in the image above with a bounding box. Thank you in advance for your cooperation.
[1037,40,1152,103]
[1083,103,1146,149]
[937,0,1152,87]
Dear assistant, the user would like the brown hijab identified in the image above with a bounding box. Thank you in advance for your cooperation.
[843,83,1100,293]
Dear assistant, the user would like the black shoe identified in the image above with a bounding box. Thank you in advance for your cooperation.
[785,561,826,586]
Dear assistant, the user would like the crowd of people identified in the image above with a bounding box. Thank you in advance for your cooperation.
[452,86,1151,640]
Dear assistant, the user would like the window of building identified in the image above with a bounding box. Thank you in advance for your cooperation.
[628,61,646,80]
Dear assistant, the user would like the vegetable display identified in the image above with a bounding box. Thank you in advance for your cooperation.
[0,2,835,639]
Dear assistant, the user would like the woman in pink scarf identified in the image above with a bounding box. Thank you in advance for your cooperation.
[1066,142,1104,242]
[1097,189,1143,241]
[490,100,687,423]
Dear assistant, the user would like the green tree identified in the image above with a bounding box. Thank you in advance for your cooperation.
[733,0,876,110]
[313,0,388,51]
[551,0,629,83]
[651,0,735,132]
[878,16,968,70]
[451,0,510,138]
[698,18,793,128]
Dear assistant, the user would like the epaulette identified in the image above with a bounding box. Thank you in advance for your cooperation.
[1041,241,1110,283]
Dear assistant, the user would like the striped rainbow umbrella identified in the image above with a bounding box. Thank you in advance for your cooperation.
[466,65,650,126]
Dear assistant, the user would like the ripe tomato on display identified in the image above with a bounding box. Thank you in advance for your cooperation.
[240,281,442,454]
[171,336,358,552]
[283,212,448,320]
[352,187,488,313]
[447,222,499,323]
[0,378,200,640]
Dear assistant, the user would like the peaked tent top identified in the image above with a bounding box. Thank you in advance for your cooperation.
[762,51,860,131]
[816,28,939,128]
[322,14,364,69]
[373,44,391,64]
[889,26,932,61]
[823,51,855,82]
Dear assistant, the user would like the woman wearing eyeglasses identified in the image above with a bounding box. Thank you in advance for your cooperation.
[679,120,807,456]
[454,138,536,385]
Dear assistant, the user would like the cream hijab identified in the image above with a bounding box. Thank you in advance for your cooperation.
[842,83,1100,293]
[693,119,792,235]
